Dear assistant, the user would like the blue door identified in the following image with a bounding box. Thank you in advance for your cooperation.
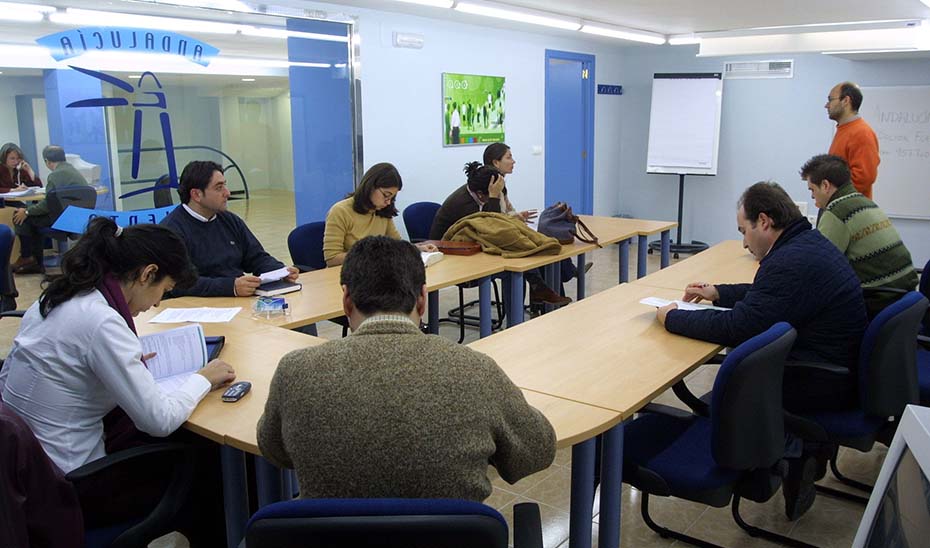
[545,50,594,214]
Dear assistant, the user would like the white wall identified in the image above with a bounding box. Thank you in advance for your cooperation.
[615,46,930,266]
[270,91,294,191]
[0,76,45,159]
[303,2,629,236]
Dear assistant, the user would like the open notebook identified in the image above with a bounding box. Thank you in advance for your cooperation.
[141,324,214,392]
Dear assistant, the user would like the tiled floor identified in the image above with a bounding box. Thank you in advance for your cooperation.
[3,189,877,547]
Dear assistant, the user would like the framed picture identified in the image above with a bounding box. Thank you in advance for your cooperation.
[442,72,506,146]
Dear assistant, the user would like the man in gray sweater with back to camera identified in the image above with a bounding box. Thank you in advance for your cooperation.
[257,235,556,501]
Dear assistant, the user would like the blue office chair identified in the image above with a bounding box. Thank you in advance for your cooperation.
[0,402,196,548]
[0,224,17,312]
[787,291,928,502]
[152,174,174,208]
[403,201,441,243]
[287,222,347,336]
[915,260,930,404]
[403,201,505,343]
[622,323,814,547]
[245,497,543,548]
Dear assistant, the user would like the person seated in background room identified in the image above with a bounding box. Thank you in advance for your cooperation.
[0,218,235,545]
[257,235,556,501]
[653,181,867,521]
[322,162,436,267]
[161,160,298,297]
[11,145,88,275]
[484,142,592,282]
[801,154,917,317]
[431,161,570,306]
[0,142,42,193]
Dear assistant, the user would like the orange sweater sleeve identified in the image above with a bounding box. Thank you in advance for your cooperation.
[829,119,880,199]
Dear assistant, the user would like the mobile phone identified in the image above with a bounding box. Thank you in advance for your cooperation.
[222,381,251,402]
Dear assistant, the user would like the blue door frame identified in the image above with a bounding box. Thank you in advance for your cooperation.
[544,49,595,214]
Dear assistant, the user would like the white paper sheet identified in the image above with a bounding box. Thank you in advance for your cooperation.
[149,307,242,323]
[259,267,291,284]
[639,297,730,312]
[1,187,39,198]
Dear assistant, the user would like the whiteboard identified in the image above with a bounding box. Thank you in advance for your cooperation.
[646,73,723,175]
[860,86,930,220]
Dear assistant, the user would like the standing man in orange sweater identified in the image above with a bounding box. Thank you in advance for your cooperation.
[825,81,880,199]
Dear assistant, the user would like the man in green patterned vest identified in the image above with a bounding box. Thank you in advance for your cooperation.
[801,154,917,316]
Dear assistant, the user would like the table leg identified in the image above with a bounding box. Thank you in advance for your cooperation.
[637,235,648,279]
[507,272,525,327]
[660,230,671,269]
[479,276,491,338]
[220,446,249,548]
[569,438,596,548]
[598,422,625,548]
[619,239,630,284]
[576,252,586,300]
[255,456,284,508]
[428,290,439,334]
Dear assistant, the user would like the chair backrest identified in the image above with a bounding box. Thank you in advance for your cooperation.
[859,290,928,417]
[710,322,797,471]
[0,224,14,299]
[46,185,98,220]
[403,202,441,242]
[0,402,84,547]
[288,222,327,271]
[245,498,508,548]
[153,174,174,208]
[919,259,930,332]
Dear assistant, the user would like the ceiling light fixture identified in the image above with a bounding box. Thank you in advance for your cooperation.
[49,8,244,35]
[0,2,55,22]
[580,23,666,45]
[240,27,349,42]
[455,1,581,31]
[391,0,455,8]
[668,34,700,46]
[241,77,256,81]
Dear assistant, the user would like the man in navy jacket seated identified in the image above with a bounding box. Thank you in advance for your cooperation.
[656,181,867,411]
[654,181,868,520]
[161,160,298,297]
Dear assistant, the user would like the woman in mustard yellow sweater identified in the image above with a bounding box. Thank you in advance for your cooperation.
[323,163,436,266]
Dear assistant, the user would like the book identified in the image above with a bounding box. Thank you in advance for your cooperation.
[255,279,302,297]
[140,324,210,392]
[421,251,444,268]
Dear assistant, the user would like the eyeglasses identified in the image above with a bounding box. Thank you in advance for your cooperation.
[826,96,842,103]
[377,188,396,200]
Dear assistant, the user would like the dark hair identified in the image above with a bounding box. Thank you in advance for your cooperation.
[339,235,425,315]
[839,82,863,111]
[463,161,501,195]
[351,162,402,218]
[1,142,26,167]
[178,160,223,204]
[800,154,851,189]
[483,143,510,166]
[39,218,197,317]
[738,181,803,230]
[42,145,66,164]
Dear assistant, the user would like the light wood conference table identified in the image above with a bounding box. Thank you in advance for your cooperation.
[468,283,726,548]
[629,239,758,292]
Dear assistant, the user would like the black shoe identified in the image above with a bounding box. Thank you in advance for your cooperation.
[783,455,817,521]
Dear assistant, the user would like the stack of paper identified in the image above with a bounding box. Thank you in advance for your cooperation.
[639,297,730,312]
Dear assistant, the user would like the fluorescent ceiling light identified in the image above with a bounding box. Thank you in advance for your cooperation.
[455,1,581,31]
[240,27,349,42]
[822,47,919,55]
[580,23,666,45]
[50,8,244,35]
[155,0,252,11]
[0,2,54,22]
[241,77,255,81]
[392,0,454,8]
[668,34,700,46]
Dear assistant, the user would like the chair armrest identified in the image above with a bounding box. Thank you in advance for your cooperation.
[513,502,543,548]
[918,334,930,351]
[65,442,191,481]
[671,380,710,417]
[783,410,829,442]
[409,238,426,244]
[0,310,25,319]
[638,402,695,420]
[784,361,850,375]
[293,264,316,274]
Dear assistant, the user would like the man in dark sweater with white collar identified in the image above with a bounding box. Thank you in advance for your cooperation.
[161,160,297,297]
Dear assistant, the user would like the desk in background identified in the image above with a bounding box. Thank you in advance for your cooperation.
[630,239,757,292]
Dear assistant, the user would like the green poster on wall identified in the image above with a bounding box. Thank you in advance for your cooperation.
[442,72,506,147]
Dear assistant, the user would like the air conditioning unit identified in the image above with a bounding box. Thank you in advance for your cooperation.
[723,60,793,79]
